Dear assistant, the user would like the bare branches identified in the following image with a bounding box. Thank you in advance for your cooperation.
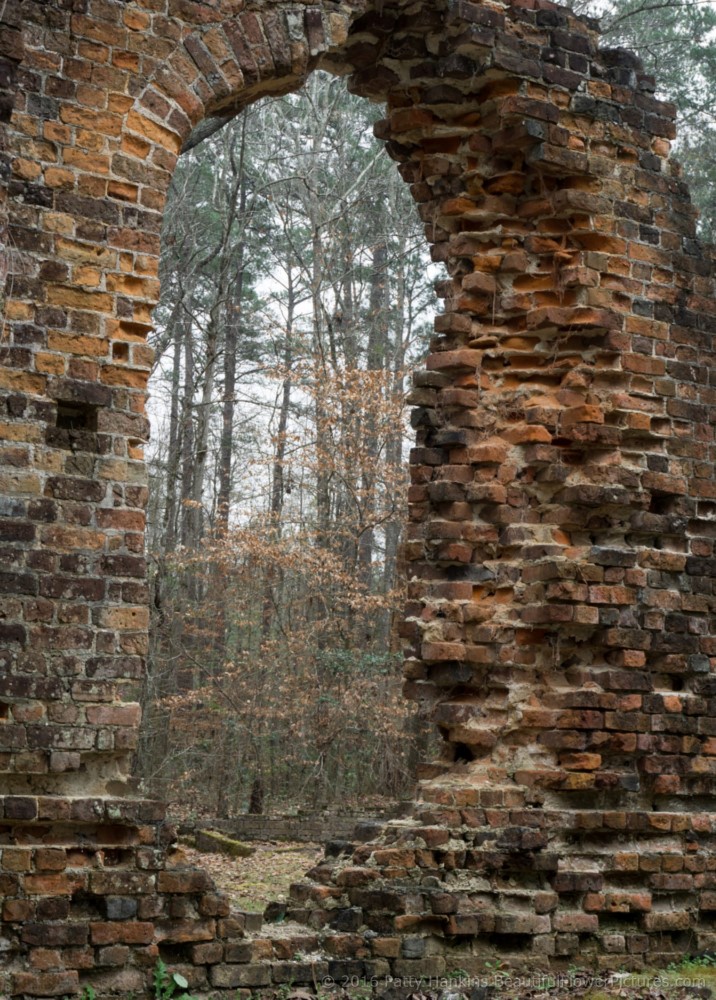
[141,72,435,816]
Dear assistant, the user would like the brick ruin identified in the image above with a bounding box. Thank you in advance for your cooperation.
[3,0,716,995]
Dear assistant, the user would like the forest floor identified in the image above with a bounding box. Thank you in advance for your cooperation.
[181,841,713,1000]
[182,839,322,911]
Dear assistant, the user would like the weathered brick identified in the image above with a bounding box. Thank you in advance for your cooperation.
[2,0,716,983]
[12,972,79,996]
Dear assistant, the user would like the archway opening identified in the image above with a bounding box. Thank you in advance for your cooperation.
[137,71,437,820]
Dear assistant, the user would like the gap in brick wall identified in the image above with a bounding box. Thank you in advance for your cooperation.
[139,70,438,823]
[55,400,98,432]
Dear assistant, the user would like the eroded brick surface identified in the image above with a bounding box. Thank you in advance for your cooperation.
[2,0,716,994]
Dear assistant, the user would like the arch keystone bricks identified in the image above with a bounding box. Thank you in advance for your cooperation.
[2,0,716,994]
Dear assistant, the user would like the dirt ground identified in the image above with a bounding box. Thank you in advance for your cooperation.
[182,838,323,912]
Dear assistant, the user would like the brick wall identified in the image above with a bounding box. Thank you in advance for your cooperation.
[2,0,716,994]
[185,807,406,844]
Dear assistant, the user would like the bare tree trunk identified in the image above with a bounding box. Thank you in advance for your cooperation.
[180,315,196,549]
[384,247,407,598]
[271,374,292,518]
[384,246,410,649]
[312,224,332,550]
[216,283,243,536]
[367,240,388,372]
[262,273,294,638]
[164,320,184,553]
[217,115,249,536]
[357,239,388,591]
[188,318,218,546]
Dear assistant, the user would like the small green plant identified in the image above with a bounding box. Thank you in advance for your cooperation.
[152,958,200,1000]
[81,989,96,1000]
[667,953,716,973]
[348,980,373,1000]
[448,968,469,981]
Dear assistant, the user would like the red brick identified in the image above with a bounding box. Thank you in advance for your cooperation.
[90,922,154,945]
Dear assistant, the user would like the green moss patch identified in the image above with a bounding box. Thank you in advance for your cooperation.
[196,828,256,858]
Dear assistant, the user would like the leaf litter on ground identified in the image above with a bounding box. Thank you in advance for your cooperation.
[182,839,322,912]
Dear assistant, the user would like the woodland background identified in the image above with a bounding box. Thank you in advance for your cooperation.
[136,0,716,820]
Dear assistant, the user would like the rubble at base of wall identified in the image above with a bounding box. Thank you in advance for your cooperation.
[5,796,716,998]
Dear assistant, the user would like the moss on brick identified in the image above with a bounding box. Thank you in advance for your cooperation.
[196,829,256,858]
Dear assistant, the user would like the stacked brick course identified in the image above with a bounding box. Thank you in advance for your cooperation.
[3,0,716,994]
[185,808,401,843]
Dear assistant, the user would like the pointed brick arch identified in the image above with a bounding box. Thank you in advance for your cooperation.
[2,0,716,994]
